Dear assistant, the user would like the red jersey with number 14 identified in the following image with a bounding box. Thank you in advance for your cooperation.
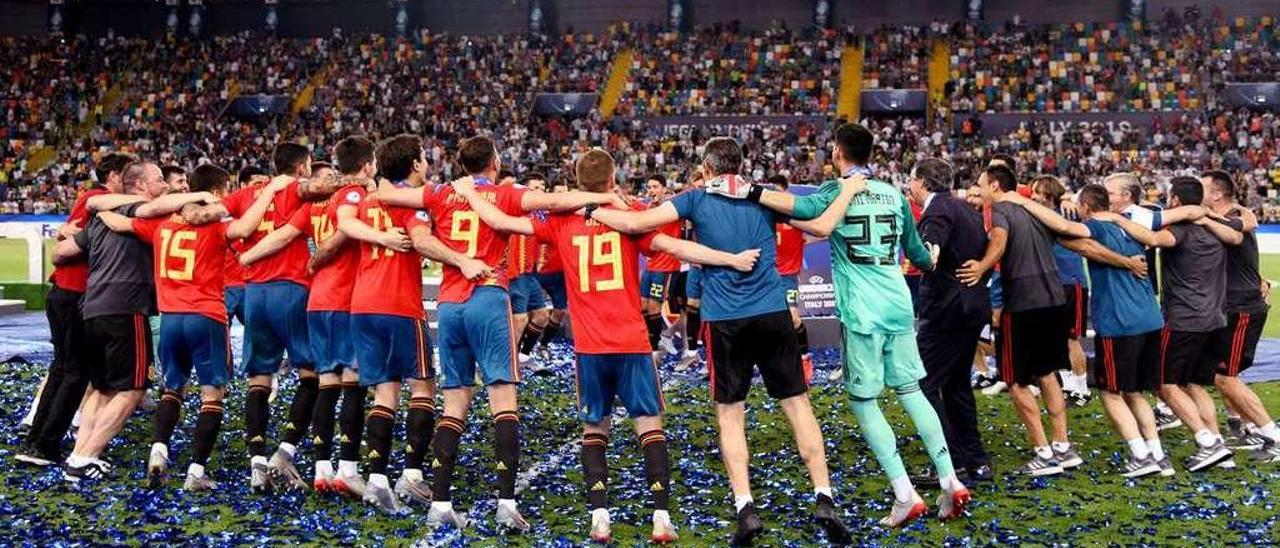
[288,184,365,312]
[350,196,429,319]
[419,182,526,303]
[531,209,658,354]
[776,222,804,276]
[133,216,229,324]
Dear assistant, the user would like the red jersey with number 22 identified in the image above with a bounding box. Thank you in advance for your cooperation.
[350,197,429,319]
[133,216,229,324]
[288,184,365,312]
[420,182,525,303]
[531,209,658,354]
[222,181,310,287]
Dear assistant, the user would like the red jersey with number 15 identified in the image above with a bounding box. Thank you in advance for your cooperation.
[531,208,658,354]
[222,181,311,287]
[776,222,804,276]
[419,182,526,303]
[288,184,366,312]
[132,216,229,324]
[350,196,429,319]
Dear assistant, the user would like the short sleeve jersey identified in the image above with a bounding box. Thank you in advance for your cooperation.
[1082,220,1163,337]
[1162,222,1228,332]
[506,231,540,278]
[991,202,1066,312]
[133,216,229,324]
[670,189,787,322]
[536,241,563,274]
[531,209,658,354]
[420,181,526,303]
[222,180,310,287]
[50,188,108,293]
[775,221,805,276]
[287,184,366,312]
[1218,211,1267,315]
[349,196,429,319]
[76,203,156,320]
[644,217,683,273]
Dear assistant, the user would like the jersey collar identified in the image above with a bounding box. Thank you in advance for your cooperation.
[843,165,874,178]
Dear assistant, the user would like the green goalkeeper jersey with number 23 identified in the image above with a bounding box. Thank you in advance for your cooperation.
[792,179,933,335]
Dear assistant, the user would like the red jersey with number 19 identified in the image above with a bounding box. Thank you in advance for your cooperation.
[288,184,365,312]
[349,196,429,319]
[222,181,311,287]
[531,209,658,354]
[132,216,229,324]
[776,222,804,276]
[419,182,526,303]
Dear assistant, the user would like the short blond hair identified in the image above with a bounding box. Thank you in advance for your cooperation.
[575,149,615,192]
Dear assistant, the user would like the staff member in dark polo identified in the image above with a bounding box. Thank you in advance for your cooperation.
[907,158,993,484]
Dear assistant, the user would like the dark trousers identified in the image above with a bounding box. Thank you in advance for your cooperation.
[918,319,989,470]
[27,286,89,454]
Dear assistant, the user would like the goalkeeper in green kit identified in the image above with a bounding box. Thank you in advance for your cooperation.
[706,123,971,528]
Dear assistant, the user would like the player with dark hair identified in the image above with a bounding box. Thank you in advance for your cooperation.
[454,147,762,542]
[374,135,621,529]
[16,151,135,467]
[95,164,288,489]
[1200,171,1280,461]
[638,176,683,358]
[161,165,188,194]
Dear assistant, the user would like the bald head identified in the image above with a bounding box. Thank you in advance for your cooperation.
[123,161,166,199]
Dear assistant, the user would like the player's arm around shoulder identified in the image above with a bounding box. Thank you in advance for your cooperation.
[789,175,866,237]
[591,200,680,235]
[450,177,535,235]
[649,234,760,273]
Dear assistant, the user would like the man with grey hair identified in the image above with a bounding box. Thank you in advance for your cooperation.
[51,161,220,483]
[907,158,994,484]
[589,137,856,544]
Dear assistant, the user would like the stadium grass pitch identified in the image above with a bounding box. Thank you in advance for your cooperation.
[0,348,1277,546]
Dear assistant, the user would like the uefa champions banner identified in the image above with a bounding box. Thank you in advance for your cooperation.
[789,184,837,318]
[639,115,831,141]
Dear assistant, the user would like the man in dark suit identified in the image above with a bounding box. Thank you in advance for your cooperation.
[909,158,994,483]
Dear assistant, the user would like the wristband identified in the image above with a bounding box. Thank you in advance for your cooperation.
[583,203,599,220]
[747,185,765,204]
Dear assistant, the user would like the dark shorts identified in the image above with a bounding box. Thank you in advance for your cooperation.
[1093,330,1161,393]
[308,311,354,375]
[1064,283,1089,339]
[1210,310,1268,377]
[243,281,312,375]
[158,313,232,390]
[437,286,518,389]
[780,274,800,307]
[46,286,87,376]
[85,313,153,392]
[535,271,569,309]
[1158,328,1217,387]
[352,313,433,387]
[574,353,664,424]
[509,275,548,314]
[996,305,1069,387]
[704,310,806,404]
[666,271,688,312]
[640,270,675,302]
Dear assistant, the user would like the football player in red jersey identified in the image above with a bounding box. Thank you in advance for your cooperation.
[95,164,287,490]
[179,143,344,492]
[374,136,620,531]
[639,176,683,358]
[335,134,493,514]
[453,148,760,543]
[771,176,814,378]
[238,138,391,495]
[502,175,551,367]
[223,166,269,332]
[16,152,133,468]
[529,175,571,363]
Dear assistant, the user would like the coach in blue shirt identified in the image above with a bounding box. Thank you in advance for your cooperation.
[589,137,854,544]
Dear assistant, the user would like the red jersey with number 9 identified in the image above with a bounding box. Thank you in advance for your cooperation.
[419,182,526,303]
[288,184,365,312]
[222,180,311,287]
[132,216,229,324]
[531,208,658,354]
[350,196,429,319]
[775,222,804,276]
